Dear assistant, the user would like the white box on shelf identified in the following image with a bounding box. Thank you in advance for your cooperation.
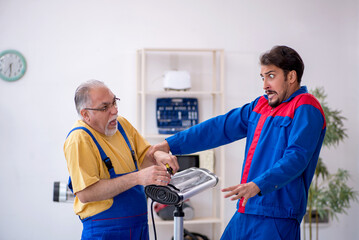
[163,70,191,91]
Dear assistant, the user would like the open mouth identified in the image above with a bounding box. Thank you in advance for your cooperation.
[108,118,117,127]
[266,91,276,99]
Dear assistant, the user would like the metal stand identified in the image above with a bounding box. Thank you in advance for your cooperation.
[173,204,184,240]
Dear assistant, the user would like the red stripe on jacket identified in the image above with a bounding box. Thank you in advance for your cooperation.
[238,94,326,212]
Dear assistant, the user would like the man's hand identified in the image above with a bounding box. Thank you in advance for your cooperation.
[153,150,179,175]
[76,165,171,203]
[137,165,171,186]
[145,141,179,175]
[148,141,171,156]
[222,182,260,207]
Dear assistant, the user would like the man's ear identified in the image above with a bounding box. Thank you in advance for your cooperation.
[80,109,89,121]
[289,70,297,84]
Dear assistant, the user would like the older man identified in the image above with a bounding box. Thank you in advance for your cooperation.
[64,80,178,239]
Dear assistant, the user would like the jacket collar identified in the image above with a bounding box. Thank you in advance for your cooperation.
[263,86,308,103]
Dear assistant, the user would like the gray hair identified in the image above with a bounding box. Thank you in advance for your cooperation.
[74,80,108,117]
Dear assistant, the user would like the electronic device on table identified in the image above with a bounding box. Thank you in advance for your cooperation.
[156,98,198,134]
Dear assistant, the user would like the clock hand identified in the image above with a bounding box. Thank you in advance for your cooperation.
[9,63,12,76]
[4,64,11,75]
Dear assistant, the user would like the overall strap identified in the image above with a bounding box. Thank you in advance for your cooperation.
[117,121,139,170]
[67,127,116,177]
[66,121,138,191]
[66,127,115,192]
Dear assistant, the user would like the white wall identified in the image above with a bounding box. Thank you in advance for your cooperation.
[0,0,358,239]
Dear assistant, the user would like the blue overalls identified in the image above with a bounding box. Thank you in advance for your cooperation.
[67,122,149,240]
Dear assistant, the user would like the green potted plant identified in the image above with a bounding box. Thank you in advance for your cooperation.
[303,87,358,240]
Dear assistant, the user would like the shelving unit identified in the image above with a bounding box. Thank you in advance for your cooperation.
[136,48,225,239]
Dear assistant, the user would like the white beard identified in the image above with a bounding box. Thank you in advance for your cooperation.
[105,118,118,136]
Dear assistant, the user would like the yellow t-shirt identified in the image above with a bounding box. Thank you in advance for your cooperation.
[63,116,150,219]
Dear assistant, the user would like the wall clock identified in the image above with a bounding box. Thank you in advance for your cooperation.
[0,50,27,82]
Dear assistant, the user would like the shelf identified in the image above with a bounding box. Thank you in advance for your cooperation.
[140,48,223,52]
[138,91,223,96]
[137,48,225,239]
[149,217,222,226]
[144,134,172,139]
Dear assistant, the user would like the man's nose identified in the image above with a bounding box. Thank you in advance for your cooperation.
[263,78,269,90]
[110,104,118,115]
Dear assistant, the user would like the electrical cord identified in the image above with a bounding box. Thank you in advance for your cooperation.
[150,199,157,240]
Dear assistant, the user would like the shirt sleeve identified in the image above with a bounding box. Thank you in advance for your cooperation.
[64,131,102,194]
[166,98,260,155]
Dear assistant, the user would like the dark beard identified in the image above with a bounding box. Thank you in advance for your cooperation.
[268,98,280,108]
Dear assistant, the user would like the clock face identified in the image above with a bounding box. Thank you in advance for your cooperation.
[0,50,27,82]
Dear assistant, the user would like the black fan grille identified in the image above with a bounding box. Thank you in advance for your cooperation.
[145,185,181,205]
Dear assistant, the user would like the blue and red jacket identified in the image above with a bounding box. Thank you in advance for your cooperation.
[166,86,326,223]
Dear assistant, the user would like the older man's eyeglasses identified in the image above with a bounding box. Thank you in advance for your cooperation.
[84,97,120,112]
